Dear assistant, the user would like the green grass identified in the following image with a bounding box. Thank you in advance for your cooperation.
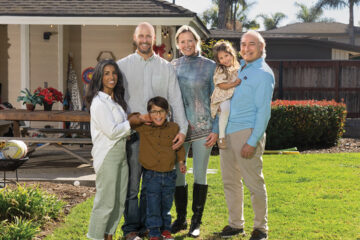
[45,153,360,240]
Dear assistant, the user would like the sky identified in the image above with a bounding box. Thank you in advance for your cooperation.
[167,0,360,30]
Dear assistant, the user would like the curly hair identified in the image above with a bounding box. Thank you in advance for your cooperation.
[212,40,240,79]
[85,59,127,112]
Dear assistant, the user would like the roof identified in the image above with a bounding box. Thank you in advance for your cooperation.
[209,29,311,39]
[265,22,360,35]
[209,29,360,53]
[0,0,209,37]
[0,0,195,17]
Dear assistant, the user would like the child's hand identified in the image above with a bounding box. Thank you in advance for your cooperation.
[235,78,241,86]
[179,162,187,174]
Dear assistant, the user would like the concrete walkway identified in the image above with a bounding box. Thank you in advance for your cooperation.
[1,145,96,187]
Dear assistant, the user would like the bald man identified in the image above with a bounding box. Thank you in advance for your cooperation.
[218,30,274,240]
[117,22,188,240]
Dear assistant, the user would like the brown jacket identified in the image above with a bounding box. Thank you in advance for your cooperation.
[134,121,185,172]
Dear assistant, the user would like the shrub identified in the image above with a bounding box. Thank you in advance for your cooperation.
[0,184,65,223]
[0,184,65,239]
[0,217,40,240]
[266,100,347,150]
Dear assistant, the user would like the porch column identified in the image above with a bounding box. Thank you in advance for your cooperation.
[170,26,177,59]
[155,25,162,46]
[57,25,64,95]
[20,25,29,102]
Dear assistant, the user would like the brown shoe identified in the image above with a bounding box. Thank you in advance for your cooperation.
[217,138,227,149]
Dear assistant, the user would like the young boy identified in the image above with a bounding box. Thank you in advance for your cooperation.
[128,96,186,240]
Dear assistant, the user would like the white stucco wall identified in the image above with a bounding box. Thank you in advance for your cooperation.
[7,25,21,108]
[81,25,135,74]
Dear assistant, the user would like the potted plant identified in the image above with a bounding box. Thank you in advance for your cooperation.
[17,88,43,111]
[35,87,63,111]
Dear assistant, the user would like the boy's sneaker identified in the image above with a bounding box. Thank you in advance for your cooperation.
[218,225,245,238]
[125,232,141,240]
[161,230,174,240]
[249,229,267,240]
[217,138,227,149]
[149,237,161,240]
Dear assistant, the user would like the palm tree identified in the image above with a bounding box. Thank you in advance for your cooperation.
[258,12,287,30]
[316,0,360,45]
[201,5,219,29]
[295,2,323,22]
[201,0,259,30]
[295,2,335,22]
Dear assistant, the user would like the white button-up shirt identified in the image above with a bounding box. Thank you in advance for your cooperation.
[117,52,188,135]
[90,91,131,172]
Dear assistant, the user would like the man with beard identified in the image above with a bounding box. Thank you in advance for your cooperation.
[117,22,188,240]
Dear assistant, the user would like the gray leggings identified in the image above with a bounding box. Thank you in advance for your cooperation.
[175,138,212,186]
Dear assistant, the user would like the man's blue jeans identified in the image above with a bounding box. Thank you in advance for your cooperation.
[143,169,176,238]
[122,133,147,235]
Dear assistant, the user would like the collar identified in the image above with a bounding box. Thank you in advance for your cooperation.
[135,50,155,62]
[98,91,112,100]
[150,120,169,129]
[183,51,201,60]
[240,57,264,69]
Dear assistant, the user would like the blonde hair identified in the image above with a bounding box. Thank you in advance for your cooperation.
[175,25,201,53]
[241,30,266,58]
[213,40,240,78]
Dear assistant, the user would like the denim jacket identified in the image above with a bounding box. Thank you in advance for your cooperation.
[172,54,218,142]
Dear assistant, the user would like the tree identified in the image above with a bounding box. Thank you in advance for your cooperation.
[201,5,219,29]
[295,2,321,22]
[201,0,259,30]
[258,12,287,30]
[316,0,360,45]
[295,2,335,22]
[217,0,230,29]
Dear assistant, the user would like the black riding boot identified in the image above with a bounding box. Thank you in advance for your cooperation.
[188,183,208,238]
[171,185,188,233]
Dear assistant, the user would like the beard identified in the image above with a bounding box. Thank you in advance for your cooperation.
[134,41,152,54]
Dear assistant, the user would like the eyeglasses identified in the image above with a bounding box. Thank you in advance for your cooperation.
[149,109,166,115]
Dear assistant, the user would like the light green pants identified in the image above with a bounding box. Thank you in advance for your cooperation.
[87,139,128,240]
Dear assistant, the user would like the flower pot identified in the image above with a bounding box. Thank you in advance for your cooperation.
[43,102,53,111]
[26,103,35,111]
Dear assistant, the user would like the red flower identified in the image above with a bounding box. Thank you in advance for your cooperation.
[35,87,63,105]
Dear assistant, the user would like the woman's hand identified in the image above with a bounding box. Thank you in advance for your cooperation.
[179,161,187,174]
[140,114,152,125]
[204,132,218,148]
[172,133,185,150]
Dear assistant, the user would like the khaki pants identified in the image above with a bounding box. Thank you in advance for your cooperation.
[87,139,129,240]
[220,129,268,233]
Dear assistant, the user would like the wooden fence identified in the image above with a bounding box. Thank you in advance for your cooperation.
[267,60,360,118]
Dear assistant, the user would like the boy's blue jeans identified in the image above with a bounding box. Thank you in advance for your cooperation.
[143,169,176,237]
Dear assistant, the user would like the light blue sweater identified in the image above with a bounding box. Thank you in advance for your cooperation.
[227,57,275,147]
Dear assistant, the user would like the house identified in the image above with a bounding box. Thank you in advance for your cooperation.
[0,0,208,111]
[209,22,360,60]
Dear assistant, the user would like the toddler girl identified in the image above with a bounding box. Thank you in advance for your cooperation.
[210,41,241,149]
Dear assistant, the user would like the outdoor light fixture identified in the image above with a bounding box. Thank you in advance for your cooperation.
[43,31,58,40]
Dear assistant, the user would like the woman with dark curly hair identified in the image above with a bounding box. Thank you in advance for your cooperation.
[85,59,141,240]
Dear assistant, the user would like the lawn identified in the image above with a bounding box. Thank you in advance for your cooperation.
[45,153,360,240]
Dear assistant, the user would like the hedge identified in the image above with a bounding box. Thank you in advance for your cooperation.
[266,100,347,150]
